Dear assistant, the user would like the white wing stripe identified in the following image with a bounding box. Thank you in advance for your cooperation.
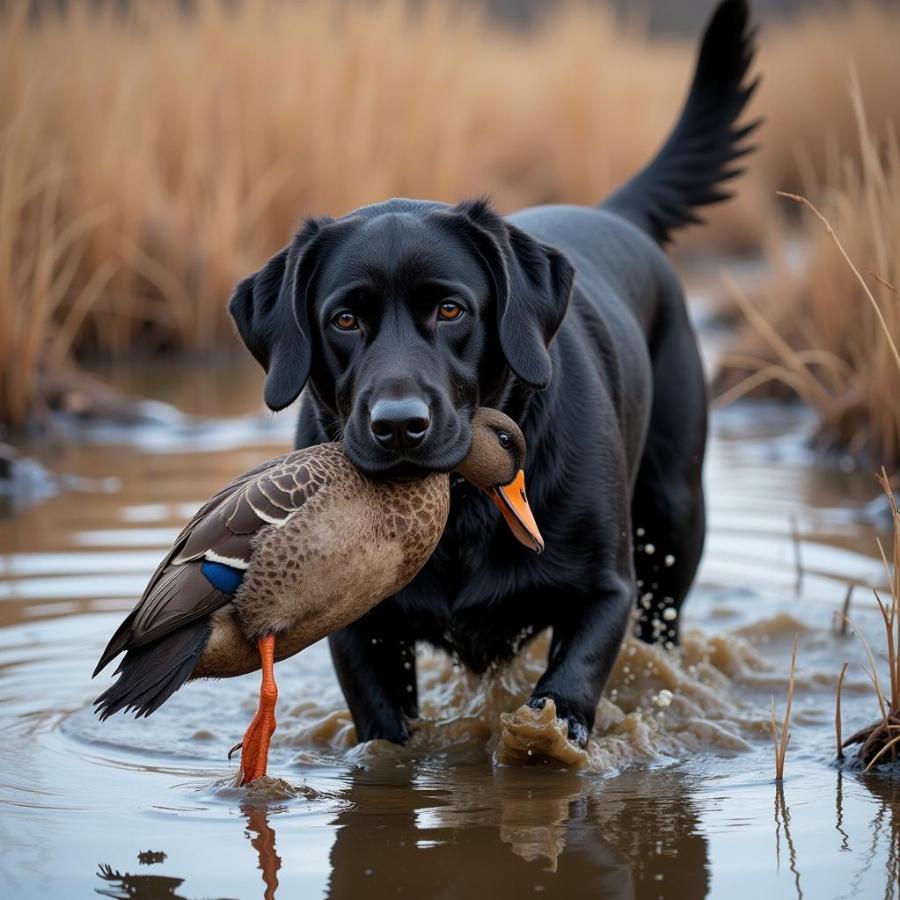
[257,481,293,511]
[248,502,290,527]
[205,550,250,570]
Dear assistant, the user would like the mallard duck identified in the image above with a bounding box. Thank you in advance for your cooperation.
[93,407,542,782]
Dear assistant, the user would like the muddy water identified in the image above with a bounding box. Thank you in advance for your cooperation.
[1,356,898,899]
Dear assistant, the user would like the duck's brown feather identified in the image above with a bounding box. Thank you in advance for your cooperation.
[92,446,332,676]
[93,443,451,717]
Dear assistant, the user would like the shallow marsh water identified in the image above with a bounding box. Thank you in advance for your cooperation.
[1,354,898,899]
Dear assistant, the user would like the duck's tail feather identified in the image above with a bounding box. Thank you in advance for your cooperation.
[93,562,232,678]
[601,0,760,246]
[93,619,211,720]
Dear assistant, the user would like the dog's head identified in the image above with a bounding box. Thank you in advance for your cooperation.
[230,198,574,478]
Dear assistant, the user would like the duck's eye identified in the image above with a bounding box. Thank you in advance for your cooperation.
[332,311,359,331]
[498,431,511,448]
[438,301,464,322]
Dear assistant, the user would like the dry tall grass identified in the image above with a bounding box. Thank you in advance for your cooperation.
[717,77,900,467]
[3,1,900,429]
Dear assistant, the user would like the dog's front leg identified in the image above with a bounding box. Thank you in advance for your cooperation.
[328,602,418,744]
[527,574,634,747]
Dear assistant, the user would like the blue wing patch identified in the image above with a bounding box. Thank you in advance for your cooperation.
[201,560,245,595]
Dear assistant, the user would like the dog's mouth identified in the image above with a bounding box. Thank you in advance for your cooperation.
[366,461,436,483]
[343,418,472,482]
[344,445,471,482]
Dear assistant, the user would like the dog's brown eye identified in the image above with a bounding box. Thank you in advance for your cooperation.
[438,301,463,321]
[332,311,358,331]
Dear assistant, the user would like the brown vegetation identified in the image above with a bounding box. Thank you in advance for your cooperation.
[770,634,798,782]
[840,470,900,770]
[716,78,900,467]
[3,1,900,429]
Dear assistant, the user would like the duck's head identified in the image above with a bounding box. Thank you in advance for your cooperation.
[455,408,544,554]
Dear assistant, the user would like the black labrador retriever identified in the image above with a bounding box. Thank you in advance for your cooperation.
[230,0,758,748]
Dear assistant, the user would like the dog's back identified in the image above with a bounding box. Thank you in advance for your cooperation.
[406,0,758,739]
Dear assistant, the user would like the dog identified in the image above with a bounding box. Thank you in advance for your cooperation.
[229,0,759,749]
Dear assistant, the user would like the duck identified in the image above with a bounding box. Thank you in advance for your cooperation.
[93,407,543,783]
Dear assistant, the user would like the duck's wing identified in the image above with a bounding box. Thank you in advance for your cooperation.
[93,447,333,676]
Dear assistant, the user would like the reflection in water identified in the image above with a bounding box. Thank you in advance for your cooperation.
[96,864,185,900]
[774,784,803,900]
[834,772,851,853]
[855,774,900,900]
[95,863,235,900]
[85,761,900,900]
[324,766,709,899]
[95,805,282,900]
[243,803,282,900]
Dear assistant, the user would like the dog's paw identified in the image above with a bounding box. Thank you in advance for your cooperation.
[566,719,590,749]
[496,697,590,769]
[525,696,590,748]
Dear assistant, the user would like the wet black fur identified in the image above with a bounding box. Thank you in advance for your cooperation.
[226,0,758,746]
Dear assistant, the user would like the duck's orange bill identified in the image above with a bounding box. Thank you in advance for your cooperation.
[491,469,544,554]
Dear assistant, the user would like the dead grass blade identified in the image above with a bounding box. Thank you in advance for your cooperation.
[777,191,900,378]
[835,661,848,760]
[771,635,799,782]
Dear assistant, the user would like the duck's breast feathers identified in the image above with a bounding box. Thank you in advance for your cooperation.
[93,444,346,676]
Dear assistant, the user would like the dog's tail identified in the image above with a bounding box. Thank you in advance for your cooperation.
[601,0,760,246]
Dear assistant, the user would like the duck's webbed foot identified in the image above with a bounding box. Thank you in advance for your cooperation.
[233,634,278,785]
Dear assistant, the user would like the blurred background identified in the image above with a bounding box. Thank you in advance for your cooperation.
[2,0,899,467]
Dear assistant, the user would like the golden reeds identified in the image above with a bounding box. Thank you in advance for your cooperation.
[0,106,114,426]
[839,469,900,771]
[840,469,900,770]
[0,0,690,428]
[3,1,900,429]
[770,634,799,782]
[835,661,848,761]
[717,74,900,466]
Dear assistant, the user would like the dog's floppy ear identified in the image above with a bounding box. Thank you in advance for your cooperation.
[229,217,337,411]
[449,199,574,390]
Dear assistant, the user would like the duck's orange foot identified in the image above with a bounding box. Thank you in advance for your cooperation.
[238,708,277,785]
[232,634,279,786]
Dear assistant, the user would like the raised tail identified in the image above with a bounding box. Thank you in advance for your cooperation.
[602,0,760,245]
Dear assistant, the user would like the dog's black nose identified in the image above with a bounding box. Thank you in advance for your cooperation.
[369,398,431,449]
